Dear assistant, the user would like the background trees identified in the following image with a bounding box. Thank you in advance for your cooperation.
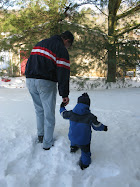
[76,0,140,82]
[0,0,139,81]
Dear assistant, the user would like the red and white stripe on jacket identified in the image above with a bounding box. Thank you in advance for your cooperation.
[31,46,70,70]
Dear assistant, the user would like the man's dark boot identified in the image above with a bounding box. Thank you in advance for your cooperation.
[70,146,79,153]
[38,136,43,143]
[43,147,50,150]
[43,145,54,150]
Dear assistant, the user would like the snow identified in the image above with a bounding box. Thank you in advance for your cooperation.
[0,76,140,187]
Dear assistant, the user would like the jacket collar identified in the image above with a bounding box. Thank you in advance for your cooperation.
[72,103,90,115]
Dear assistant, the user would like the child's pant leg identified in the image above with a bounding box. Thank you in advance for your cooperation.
[80,144,91,166]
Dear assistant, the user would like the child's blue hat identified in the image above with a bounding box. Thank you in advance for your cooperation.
[78,93,90,106]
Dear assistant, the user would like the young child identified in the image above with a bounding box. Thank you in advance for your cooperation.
[60,93,108,170]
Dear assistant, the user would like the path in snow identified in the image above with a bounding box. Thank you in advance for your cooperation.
[0,88,140,187]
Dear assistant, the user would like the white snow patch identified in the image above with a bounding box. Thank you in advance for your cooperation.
[0,77,140,187]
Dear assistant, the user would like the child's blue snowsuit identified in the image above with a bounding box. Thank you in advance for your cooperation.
[60,102,106,167]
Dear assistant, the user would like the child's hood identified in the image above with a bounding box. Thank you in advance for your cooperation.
[72,103,90,115]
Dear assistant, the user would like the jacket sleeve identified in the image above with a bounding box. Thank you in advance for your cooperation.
[60,107,71,120]
[91,114,105,131]
[56,46,70,98]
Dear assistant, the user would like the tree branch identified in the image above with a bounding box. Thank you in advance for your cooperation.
[94,4,108,16]
[116,4,140,20]
[115,23,140,38]
[75,2,108,16]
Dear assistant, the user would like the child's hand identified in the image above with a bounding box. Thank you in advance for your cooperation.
[104,126,108,131]
[60,102,65,108]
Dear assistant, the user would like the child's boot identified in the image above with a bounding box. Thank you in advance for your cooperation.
[70,146,79,153]
[78,160,89,170]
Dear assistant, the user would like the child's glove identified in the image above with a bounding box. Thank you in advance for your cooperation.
[60,102,65,108]
[104,126,108,131]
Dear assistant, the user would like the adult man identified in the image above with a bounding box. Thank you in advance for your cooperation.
[25,31,74,150]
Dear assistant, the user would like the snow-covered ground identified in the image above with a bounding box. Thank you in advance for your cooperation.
[0,76,140,187]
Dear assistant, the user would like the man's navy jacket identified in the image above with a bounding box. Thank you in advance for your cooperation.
[60,103,106,145]
[25,35,70,98]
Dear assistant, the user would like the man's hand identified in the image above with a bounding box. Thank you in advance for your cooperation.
[62,97,69,106]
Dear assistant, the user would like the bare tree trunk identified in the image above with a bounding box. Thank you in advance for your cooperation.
[107,43,116,82]
[107,0,121,82]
